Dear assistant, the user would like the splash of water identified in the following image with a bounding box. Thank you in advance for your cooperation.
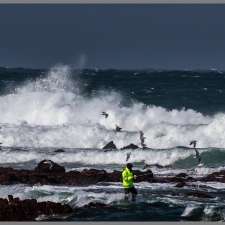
[0,65,225,149]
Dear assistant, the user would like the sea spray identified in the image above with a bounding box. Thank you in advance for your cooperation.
[1,65,225,149]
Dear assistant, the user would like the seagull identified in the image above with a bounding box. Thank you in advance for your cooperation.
[190,140,202,164]
[101,111,109,118]
[126,152,131,162]
[190,140,197,148]
[140,131,147,149]
[115,125,122,132]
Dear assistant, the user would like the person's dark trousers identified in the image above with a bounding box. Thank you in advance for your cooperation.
[124,187,138,201]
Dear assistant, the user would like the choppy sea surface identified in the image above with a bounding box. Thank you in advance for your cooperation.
[1,66,225,221]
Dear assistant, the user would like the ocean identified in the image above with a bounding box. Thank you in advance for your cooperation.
[1,65,225,221]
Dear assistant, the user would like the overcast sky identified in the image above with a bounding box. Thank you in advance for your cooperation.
[0,5,225,70]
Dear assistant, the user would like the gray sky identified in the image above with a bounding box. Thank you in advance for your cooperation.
[0,5,225,70]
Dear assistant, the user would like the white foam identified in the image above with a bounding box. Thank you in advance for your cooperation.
[0,64,225,149]
[67,191,124,208]
[193,182,225,190]
[0,182,222,211]
[0,184,125,208]
[203,205,216,216]
[192,166,225,177]
[0,148,194,166]
[181,204,202,217]
[0,182,179,209]
[203,205,223,221]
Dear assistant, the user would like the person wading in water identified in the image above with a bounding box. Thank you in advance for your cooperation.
[122,163,137,202]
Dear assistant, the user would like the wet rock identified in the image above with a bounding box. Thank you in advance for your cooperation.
[34,160,65,173]
[0,161,156,186]
[134,169,154,181]
[8,195,14,202]
[176,173,188,178]
[2,160,223,187]
[102,141,117,150]
[0,196,72,221]
[54,149,65,153]
[168,173,194,183]
[137,175,154,183]
[143,163,170,169]
[201,170,225,182]
[175,181,186,188]
[84,202,111,209]
[121,143,139,150]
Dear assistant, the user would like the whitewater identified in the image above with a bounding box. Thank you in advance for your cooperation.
[0,65,224,150]
[1,65,225,221]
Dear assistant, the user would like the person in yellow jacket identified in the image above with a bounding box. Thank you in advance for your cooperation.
[122,163,137,201]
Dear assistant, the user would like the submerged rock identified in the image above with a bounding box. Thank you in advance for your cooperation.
[0,195,72,221]
[102,141,117,150]
[54,149,65,153]
[121,143,139,150]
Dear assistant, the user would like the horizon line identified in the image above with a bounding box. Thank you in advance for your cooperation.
[0,65,224,73]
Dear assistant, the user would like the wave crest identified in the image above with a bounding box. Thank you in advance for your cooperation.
[0,65,224,149]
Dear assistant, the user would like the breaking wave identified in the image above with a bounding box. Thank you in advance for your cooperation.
[0,65,225,149]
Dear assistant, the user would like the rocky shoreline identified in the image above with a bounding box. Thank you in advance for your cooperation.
[0,160,154,186]
[0,160,225,220]
[0,160,225,186]
[0,195,72,221]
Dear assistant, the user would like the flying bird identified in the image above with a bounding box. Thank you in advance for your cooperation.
[101,111,109,118]
[126,152,131,162]
[190,140,202,164]
[115,125,122,132]
[140,131,147,149]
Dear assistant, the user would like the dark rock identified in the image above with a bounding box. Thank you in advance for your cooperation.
[175,181,186,188]
[175,173,188,178]
[34,160,65,174]
[134,169,154,181]
[201,170,225,182]
[143,163,170,169]
[102,141,117,150]
[0,161,155,186]
[2,160,225,187]
[121,143,139,150]
[168,173,194,183]
[8,195,14,202]
[0,196,72,221]
[84,202,110,209]
[54,149,65,153]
